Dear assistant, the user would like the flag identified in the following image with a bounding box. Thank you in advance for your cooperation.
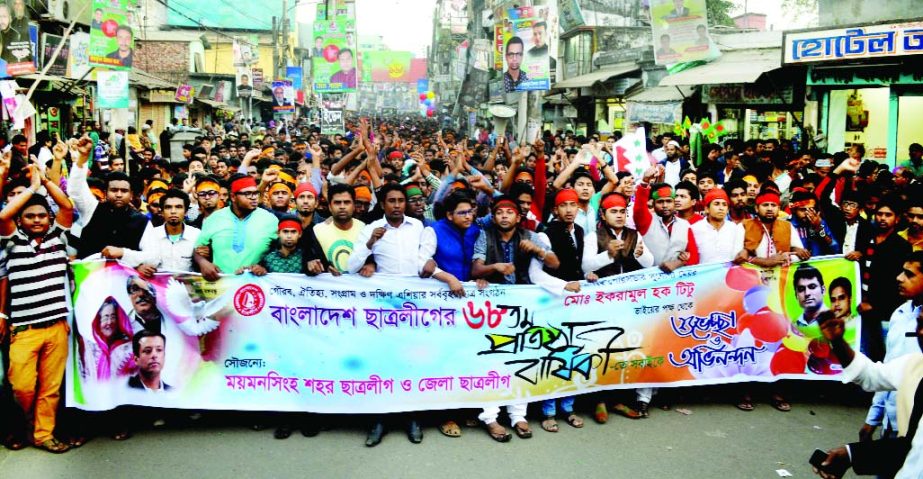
[614,127,653,179]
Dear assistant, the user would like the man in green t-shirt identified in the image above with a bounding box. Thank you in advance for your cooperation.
[194,174,279,280]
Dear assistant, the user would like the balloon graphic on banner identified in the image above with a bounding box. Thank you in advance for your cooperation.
[770,345,807,375]
[743,286,770,314]
[427,91,435,100]
[419,93,426,101]
[725,266,761,292]
[739,307,788,343]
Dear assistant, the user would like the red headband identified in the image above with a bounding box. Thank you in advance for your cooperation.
[651,186,675,200]
[492,198,518,212]
[601,194,627,211]
[230,176,258,194]
[555,188,579,207]
[704,188,729,206]
[790,199,814,209]
[278,219,302,233]
[294,182,317,199]
[755,192,781,206]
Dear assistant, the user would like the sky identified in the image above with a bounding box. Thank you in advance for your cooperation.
[297,0,438,56]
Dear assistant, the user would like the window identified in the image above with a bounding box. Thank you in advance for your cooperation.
[564,31,592,79]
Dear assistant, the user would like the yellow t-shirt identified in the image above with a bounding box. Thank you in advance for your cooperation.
[898,229,923,251]
[313,218,365,273]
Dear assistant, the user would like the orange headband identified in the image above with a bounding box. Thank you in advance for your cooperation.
[269,182,292,196]
[196,180,220,193]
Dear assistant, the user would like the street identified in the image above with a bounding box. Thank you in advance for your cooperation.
[1,385,871,479]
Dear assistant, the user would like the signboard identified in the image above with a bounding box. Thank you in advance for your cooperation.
[271,80,295,112]
[559,0,585,33]
[312,18,357,93]
[783,20,923,65]
[68,32,91,79]
[496,4,557,92]
[2,23,38,77]
[626,101,682,124]
[649,0,712,65]
[321,108,344,134]
[251,67,264,89]
[175,84,194,104]
[97,70,129,109]
[89,0,137,70]
[42,34,69,77]
[66,258,860,413]
[701,84,795,106]
[236,67,252,98]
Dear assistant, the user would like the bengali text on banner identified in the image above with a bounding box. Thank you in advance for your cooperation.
[66,257,860,413]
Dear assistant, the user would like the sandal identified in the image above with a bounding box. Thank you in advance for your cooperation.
[736,397,755,412]
[565,414,584,428]
[439,420,462,438]
[541,417,559,433]
[3,434,27,451]
[111,431,132,441]
[35,438,70,454]
[67,436,89,448]
[594,402,609,424]
[612,403,642,419]
[637,402,650,418]
[771,395,791,412]
[484,422,511,443]
[513,421,532,439]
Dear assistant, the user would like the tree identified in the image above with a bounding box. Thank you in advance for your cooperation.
[706,0,736,27]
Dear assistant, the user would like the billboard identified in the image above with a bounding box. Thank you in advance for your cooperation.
[166,0,282,31]
[312,18,357,93]
[359,51,427,83]
[649,0,712,65]
[89,0,137,70]
[498,5,555,92]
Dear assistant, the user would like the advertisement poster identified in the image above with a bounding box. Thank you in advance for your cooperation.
[236,67,252,98]
[42,34,69,77]
[67,258,860,413]
[89,0,137,70]
[68,31,91,79]
[320,107,344,135]
[2,23,37,77]
[649,0,711,65]
[97,70,129,109]
[232,37,257,67]
[175,84,194,104]
[312,18,357,93]
[271,79,294,112]
[498,5,556,92]
[285,66,303,90]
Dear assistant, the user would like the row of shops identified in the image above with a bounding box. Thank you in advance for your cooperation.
[545,19,923,167]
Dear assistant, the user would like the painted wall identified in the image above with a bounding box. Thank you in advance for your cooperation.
[898,96,923,162]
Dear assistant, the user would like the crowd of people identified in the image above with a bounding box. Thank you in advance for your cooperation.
[0,115,920,476]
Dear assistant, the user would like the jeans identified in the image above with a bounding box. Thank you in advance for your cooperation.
[541,396,575,417]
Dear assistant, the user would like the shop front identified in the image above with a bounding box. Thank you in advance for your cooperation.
[783,19,923,166]
[551,62,640,136]
[659,48,806,143]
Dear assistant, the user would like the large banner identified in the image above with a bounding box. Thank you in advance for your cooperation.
[649,0,711,65]
[67,258,860,413]
[89,0,137,70]
[497,4,556,92]
[312,18,357,93]
[96,70,129,109]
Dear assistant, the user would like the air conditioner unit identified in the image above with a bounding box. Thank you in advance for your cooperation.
[43,0,92,26]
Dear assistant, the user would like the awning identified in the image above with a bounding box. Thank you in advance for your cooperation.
[626,85,694,103]
[552,63,639,89]
[195,98,241,112]
[129,69,175,90]
[659,49,781,86]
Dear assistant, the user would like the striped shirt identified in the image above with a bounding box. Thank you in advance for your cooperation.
[2,224,70,327]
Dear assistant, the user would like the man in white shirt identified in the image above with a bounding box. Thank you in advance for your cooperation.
[344,183,426,446]
[347,183,425,277]
[859,252,923,442]
[691,188,744,265]
[814,290,923,479]
[116,189,201,274]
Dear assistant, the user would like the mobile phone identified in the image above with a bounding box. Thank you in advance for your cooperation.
[809,449,848,477]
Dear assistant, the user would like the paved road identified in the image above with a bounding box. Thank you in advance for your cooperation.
[0,384,872,479]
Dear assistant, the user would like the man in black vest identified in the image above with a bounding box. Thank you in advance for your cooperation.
[471,195,560,442]
[67,136,149,260]
[539,188,589,433]
[814,305,923,478]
